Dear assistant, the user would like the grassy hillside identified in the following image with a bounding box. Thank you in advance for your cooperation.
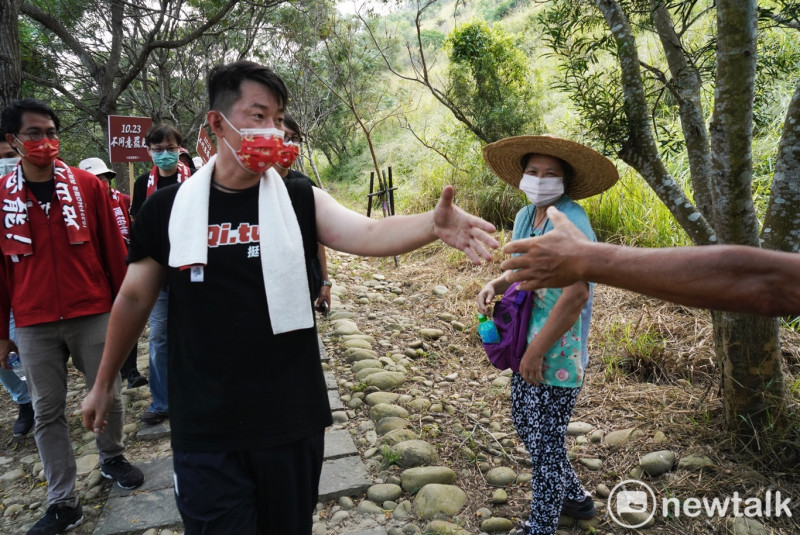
[317,0,797,251]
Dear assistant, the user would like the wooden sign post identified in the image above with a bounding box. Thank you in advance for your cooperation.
[366,166,399,266]
[108,115,153,198]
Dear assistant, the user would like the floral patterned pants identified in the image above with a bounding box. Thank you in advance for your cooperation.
[511,376,586,534]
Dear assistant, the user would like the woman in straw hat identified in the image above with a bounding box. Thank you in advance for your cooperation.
[477,136,618,534]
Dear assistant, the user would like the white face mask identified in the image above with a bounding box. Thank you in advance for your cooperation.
[519,175,564,206]
[0,157,20,176]
[519,174,564,207]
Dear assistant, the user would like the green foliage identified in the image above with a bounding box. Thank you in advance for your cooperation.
[537,2,627,151]
[380,444,400,467]
[445,20,541,142]
[420,29,446,50]
[350,381,368,393]
[478,0,524,22]
[582,169,691,248]
[596,319,669,383]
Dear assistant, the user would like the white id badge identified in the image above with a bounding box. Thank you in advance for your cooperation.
[190,266,204,282]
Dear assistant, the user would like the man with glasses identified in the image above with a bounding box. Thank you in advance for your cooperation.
[0,98,143,535]
[131,125,192,426]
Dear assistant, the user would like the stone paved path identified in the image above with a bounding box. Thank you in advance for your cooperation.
[92,335,375,535]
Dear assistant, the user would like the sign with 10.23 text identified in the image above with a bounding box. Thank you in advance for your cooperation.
[107,116,153,163]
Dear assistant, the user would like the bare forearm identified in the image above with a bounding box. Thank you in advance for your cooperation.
[326,212,436,257]
[528,283,587,356]
[94,294,154,392]
[94,259,164,391]
[317,243,329,280]
[583,243,800,316]
[492,272,513,296]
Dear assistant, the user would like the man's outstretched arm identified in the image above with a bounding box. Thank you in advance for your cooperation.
[314,185,498,264]
[81,258,165,433]
[502,206,800,316]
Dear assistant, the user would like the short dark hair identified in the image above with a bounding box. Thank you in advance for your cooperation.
[208,61,288,114]
[145,124,183,147]
[520,152,574,192]
[1,98,61,135]
[178,152,195,170]
[283,115,303,141]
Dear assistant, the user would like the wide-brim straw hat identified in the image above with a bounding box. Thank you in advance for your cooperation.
[482,135,619,200]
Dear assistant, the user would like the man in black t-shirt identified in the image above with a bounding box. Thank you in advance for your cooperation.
[82,60,497,535]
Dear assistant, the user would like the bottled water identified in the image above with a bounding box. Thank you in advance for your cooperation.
[477,314,500,344]
[8,352,26,381]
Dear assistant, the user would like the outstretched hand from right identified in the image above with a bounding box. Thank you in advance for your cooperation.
[501,207,588,290]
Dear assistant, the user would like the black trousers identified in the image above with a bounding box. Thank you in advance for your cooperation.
[118,344,139,378]
[172,430,325,535]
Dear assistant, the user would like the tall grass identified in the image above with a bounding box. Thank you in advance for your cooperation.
[581,167,691,248]
[320,132,691,249]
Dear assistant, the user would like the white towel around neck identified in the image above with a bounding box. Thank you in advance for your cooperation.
[168,155,314,334]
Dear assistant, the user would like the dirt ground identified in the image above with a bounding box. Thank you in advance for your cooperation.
[318,246,800,534]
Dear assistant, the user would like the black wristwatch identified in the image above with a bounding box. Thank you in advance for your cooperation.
[321,280,332,287]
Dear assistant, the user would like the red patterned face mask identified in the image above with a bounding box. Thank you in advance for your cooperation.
[17,137,59,167]
[221,114,284,174]
[276,141,300,169]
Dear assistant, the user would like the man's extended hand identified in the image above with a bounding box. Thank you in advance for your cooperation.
[81,387,114,435]
[315,286,331,313]
[501,206,588,290]
[432,186,498,264]
[0,338,19,369]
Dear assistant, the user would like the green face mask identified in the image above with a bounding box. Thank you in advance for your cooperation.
[151,149,179,171]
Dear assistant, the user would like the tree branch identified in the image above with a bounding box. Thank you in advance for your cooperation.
[758,7,800,30]
[397,117,468,173]
[762,81,800,252]
[21,72,97,117]
[357,0,488,142]
[650,0,714,222]
[20,1,99,77]
[117,0,247,98]
[594,0,715,245]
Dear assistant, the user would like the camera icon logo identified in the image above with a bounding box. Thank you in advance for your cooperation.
[608,480,656,528]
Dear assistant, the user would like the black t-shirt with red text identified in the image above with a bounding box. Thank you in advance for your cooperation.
[127,179,331,451]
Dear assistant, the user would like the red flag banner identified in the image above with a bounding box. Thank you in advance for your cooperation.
[196,126,216,163]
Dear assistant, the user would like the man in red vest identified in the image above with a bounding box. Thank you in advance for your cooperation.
[0,98,144,535]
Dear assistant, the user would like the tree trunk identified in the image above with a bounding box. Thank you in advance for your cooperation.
[714,313,787,441]
[762,82,800,253]
[593,0,791,447]
[708,0,788,443]
[0,0,22,108]
[303,139,323,189]
[650,1,715,223]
